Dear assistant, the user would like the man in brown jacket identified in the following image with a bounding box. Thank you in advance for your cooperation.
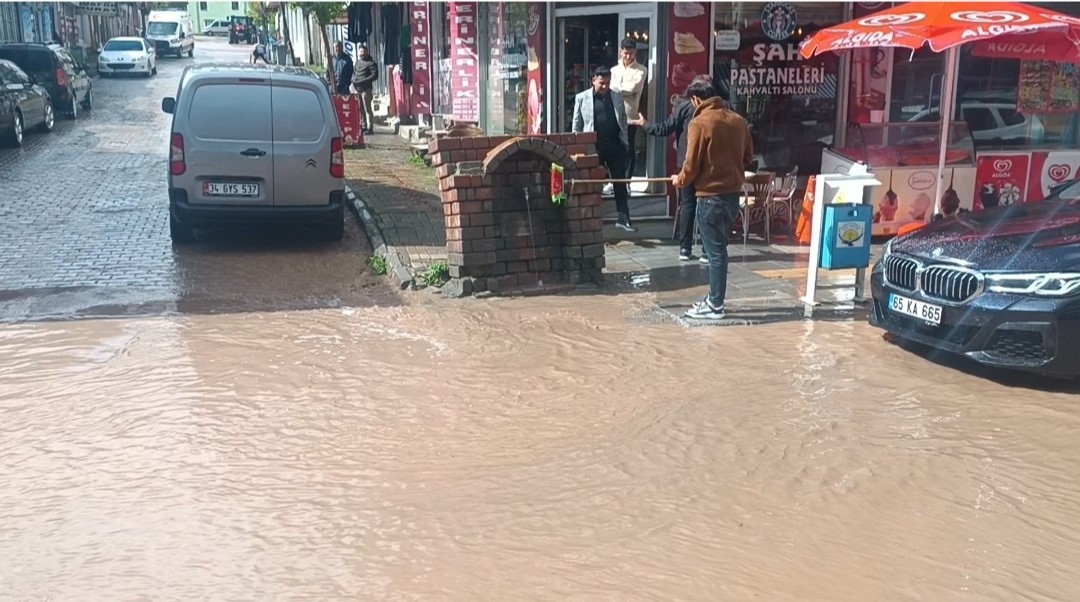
[671,81,753,320]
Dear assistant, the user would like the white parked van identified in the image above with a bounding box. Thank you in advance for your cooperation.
[161,64,346,243]
[146,10,194,58]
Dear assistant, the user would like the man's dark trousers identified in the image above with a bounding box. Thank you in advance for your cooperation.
[697,193,741,308]
[597,140,630,218]
[677,183,699,254]
[625,125,639,179]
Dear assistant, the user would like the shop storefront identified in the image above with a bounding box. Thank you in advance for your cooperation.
[713,2,848,178]
[821,1,1080,236]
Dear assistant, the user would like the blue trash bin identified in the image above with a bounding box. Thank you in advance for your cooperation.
[820,203,873,270]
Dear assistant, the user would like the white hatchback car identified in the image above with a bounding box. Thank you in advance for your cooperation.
[98,37,157,78]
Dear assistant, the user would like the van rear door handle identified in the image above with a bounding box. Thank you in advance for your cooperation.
[240,148,266,157]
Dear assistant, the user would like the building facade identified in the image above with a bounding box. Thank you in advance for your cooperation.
[187,1,248,31]
[375,0,1080,218]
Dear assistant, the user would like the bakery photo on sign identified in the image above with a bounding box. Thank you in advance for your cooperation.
[712,2,844,177]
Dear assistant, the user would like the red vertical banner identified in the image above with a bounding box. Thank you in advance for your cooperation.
[489,3,506,132]
[449,2,479,123]
[666,1,711,211]
[410,2,432,115]
[525,2,545,135]
[334,95,364,148]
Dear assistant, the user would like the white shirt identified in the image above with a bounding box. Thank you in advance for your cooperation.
[611,60,648,118]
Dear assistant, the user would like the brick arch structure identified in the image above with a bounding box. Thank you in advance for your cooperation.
[429,133,608,296]
[481,136,578,177]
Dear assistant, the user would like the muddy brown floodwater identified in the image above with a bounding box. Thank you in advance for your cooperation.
[2,294,1080,601]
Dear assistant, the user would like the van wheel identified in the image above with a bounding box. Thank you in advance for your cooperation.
[324,213,345,241]
[188,46,194,58]
[170,214,194,244]
[81,87,93,110]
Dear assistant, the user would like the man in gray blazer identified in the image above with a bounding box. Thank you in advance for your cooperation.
[572,66,635,231]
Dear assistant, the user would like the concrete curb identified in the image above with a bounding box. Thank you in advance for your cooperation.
[345,184,414,290]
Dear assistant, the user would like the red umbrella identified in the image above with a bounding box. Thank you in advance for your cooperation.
[799,2,1080,56]
[799,2,1080,218]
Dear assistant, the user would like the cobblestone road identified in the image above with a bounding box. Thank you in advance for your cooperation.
[0,37,395,321]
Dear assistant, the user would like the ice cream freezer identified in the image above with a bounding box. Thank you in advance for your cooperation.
[821,121,978,237]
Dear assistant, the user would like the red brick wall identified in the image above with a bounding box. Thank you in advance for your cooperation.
[429,134,608,294]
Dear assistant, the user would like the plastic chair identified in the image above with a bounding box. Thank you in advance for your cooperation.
[764,166,799,241]
[738,173,776,245]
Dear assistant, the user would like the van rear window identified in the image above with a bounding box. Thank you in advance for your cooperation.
[188,83,271,141]
[0,48,52,74]
[271,86,327,142]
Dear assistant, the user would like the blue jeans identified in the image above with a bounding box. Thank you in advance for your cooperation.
[697,194,740,307]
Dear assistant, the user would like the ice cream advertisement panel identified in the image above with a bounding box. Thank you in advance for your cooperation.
[665,1,711,211]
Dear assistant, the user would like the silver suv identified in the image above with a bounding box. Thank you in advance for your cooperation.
[161,64,345,243]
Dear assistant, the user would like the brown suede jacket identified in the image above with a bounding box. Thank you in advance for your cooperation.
[675,98,754,197]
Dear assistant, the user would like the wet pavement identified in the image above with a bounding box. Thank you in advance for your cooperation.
[0,37,392,322]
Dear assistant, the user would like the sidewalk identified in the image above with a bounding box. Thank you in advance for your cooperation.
[344,134,448,288]
[344,133,877,321]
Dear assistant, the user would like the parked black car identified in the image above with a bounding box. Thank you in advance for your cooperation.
[870,183,1080,378]
[0,43,92,119]
[0,59,55,147]
[229,16,255,45]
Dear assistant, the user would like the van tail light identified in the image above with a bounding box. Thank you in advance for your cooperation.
[330,137,344,178]
[55,68,68,91]
[170,133,186,175]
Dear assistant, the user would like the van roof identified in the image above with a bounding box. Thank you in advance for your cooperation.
[148,10,190,20]
[183,63,326,86]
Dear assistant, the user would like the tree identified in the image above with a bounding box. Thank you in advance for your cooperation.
[247,2,278,43]
[291,2,346,89]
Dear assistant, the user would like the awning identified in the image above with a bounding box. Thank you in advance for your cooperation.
[74,3,119,17]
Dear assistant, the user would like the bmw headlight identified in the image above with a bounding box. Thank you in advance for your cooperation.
[985,273,1080,297]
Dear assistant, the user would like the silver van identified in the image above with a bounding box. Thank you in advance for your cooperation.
[161,63,345,243]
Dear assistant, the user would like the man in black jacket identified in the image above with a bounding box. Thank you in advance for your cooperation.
[631,75,713,262]
[332,42,354,96]
[351,44,379,134]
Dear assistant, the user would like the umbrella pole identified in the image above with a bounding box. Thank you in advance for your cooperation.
[933,46,960,217]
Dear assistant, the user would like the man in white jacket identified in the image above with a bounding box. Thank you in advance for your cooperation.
[611,38,648,182]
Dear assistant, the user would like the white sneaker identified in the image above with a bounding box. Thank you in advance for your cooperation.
[699,255,710,265]
[684,298,726,320]
[602,183,614,196]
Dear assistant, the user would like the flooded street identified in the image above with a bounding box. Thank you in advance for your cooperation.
[3,294,1080,601]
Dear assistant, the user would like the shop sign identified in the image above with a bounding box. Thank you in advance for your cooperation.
[714,30,740,51]
[449,2,479,123]
[525,3,545,134]
[974,154,1029,210]
[75,2,118,17]
[730,43,828,96]
[409,2,432,114]
[761,3,797,42]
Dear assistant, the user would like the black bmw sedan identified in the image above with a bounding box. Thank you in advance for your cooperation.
[870,180,1080,377]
